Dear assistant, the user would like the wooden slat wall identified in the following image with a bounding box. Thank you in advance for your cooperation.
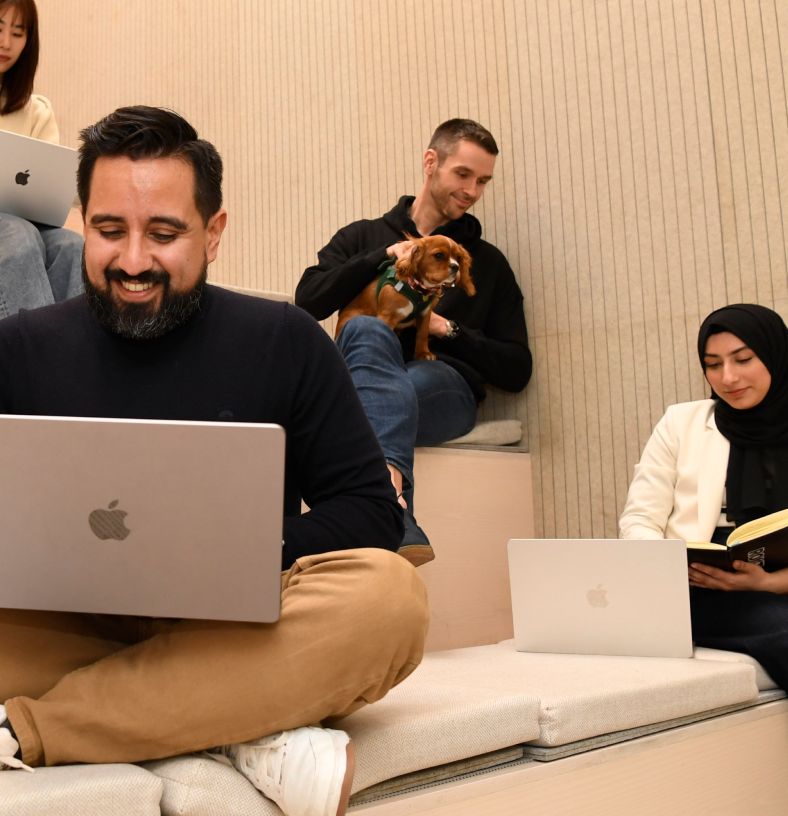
[34,0,788,537]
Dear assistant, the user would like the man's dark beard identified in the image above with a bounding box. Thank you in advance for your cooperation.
[82,257,207,340]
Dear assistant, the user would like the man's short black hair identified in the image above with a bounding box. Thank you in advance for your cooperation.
[77,106,223,224]
[427,119,499,163]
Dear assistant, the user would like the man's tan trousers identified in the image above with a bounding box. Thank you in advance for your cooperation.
[0,548,429,766]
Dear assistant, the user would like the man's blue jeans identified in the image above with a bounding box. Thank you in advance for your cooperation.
[0,213,84,317]
[336,316,476,507]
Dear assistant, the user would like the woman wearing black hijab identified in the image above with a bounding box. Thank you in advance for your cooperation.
[620,303,788,688]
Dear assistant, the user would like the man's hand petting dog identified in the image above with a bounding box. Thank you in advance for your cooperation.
[386,239,416,261]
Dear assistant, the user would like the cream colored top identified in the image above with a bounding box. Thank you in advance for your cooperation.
[0,93,59,143]
[619,399,730,543]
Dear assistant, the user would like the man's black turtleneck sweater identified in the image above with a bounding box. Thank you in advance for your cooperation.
[0,285,402,569]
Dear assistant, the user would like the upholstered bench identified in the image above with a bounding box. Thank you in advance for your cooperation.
[2,639,785,816]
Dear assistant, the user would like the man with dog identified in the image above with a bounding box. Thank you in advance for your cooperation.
[0,106,429,816]
[296,119,532,563]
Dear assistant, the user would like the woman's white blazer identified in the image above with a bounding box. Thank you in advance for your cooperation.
[619,399,730,543]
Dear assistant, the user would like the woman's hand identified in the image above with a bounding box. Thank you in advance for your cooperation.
[689,561,788,593]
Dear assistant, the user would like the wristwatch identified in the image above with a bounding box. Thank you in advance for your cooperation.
[444,319,460,340]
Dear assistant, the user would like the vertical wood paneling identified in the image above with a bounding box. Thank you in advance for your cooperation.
[756,2,788,307]
[32,0,788,539]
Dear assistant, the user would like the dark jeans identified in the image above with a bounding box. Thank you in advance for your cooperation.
[336,316,476,507]
[690,586,788,689]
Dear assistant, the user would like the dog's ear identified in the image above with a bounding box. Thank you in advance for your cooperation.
[396,240,422,279]
[456,245,475,297]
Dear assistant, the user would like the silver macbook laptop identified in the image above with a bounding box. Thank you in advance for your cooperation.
[0,130,78,226]
[0,415,285,622]
[507,538,693,658]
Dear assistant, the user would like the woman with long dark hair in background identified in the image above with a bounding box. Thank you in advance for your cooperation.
[0,0,82,316]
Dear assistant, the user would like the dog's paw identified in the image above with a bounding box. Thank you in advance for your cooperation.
[414,350,437,361]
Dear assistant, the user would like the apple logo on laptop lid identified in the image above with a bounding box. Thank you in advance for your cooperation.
[15,169,30,186]
[586,583,609,608]
[89,499,131,541]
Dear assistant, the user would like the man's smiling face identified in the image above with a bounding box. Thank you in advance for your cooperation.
[82,155,226,338]
[423,139,496,224]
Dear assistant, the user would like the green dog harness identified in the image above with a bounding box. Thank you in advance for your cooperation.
[376,262,433,323]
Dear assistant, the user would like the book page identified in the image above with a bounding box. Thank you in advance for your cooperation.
[685,541,726,551]
[727,509,788,545]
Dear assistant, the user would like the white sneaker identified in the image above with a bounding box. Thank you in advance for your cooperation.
[0,704,33,772]
[216,726,353,816]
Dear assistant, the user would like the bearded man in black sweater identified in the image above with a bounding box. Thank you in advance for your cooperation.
[0,106,428,816]
[297,120,532,565]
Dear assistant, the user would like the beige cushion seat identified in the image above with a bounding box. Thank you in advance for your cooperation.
[0,763,163,816]
[482,640,760,746]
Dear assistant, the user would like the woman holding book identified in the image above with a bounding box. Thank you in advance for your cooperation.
[620,303,788,687]
[0,0,82,317]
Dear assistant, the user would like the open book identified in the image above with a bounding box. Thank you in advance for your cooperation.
[687,509,788,571]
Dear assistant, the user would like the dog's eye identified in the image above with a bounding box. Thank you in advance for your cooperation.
[433,252,447,261]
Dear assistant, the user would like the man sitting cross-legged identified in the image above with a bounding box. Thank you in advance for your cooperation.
[0,105,429,816]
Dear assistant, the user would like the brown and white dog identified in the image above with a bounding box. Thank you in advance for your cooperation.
[335,235,474,360]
